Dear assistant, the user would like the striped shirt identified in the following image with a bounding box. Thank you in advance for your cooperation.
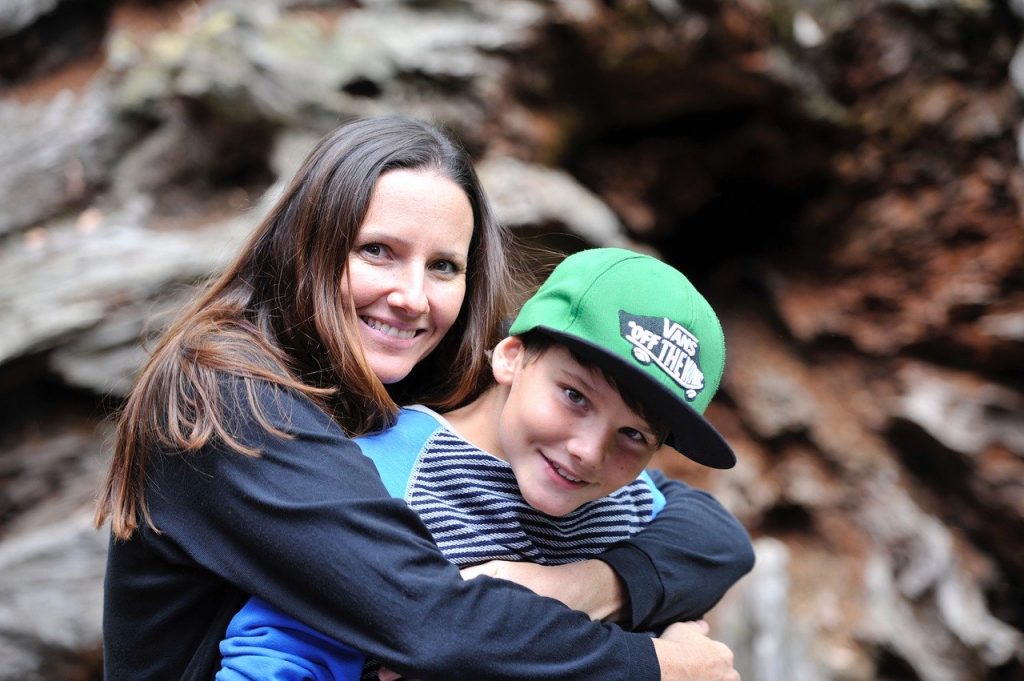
[360,406,664,567]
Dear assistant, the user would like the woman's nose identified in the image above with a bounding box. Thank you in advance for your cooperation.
[386,269,429,315]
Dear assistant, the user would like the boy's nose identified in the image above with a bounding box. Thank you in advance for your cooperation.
[567,429,608,470]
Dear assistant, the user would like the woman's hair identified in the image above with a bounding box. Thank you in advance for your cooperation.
[95,115,521,539]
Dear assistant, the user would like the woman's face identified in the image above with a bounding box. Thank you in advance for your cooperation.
[342,168,475,384]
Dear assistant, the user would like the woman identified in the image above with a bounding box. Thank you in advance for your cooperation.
[95,115,751,680]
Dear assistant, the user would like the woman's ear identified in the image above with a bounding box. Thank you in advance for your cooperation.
[491,336,525,386]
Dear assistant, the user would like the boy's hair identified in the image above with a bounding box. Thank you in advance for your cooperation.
[518,331,671,446]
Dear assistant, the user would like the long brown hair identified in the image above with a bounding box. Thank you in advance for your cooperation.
[95,116,520,539]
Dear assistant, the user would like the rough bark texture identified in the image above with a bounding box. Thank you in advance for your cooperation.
[0,0,1021,679]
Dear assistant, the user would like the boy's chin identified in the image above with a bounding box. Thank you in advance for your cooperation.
[523,490,592,517]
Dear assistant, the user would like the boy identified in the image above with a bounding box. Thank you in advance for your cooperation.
[218,248,744,681]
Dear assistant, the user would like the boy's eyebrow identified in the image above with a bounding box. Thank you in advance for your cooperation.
[558,366,601,395]
[559,365,659,436]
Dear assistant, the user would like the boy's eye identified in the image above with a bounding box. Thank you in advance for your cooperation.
[563,387,587,407]
[621,428,650,446]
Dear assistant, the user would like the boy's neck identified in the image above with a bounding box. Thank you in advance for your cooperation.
[442,386,508,462]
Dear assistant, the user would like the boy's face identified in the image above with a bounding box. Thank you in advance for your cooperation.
[490,336,661,517]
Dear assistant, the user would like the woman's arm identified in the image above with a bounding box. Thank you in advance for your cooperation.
[378,621,739,681]
[601,469,756,630]
[146,382,666,681]
[461,470,754,631]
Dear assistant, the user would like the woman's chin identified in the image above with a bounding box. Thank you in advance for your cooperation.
[366,356,419,385]
[373,368,413,385]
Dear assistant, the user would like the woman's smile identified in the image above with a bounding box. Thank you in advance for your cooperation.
[360,315,423,342]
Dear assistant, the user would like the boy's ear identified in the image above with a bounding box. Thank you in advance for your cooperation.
[491,336,525,386]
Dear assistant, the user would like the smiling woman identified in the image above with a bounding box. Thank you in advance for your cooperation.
[343,169,474,384]
[93,115,751,681]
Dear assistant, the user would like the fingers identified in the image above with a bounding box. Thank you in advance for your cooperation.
[662,619,710,637]
[378,666,401,681]
[378,666,424,681]
[654,619,739,681]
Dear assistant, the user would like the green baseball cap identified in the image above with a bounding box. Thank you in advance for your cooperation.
[508,247,735,469]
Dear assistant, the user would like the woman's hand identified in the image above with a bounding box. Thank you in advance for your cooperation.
[460,559,626,621]
[653,620,740,681]
[377,666,408,681]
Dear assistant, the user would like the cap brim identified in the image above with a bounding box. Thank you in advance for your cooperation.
[532,328,737,470]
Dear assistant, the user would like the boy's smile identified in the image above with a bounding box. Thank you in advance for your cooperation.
[475,337,661,517]
[543,455,588,486]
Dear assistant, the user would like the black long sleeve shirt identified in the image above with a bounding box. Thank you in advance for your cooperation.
[101,382,753,680]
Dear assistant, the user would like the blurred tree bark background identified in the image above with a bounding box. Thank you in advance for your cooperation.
[0,0,1022,679]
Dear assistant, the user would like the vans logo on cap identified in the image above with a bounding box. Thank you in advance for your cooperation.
[619,311,704,400]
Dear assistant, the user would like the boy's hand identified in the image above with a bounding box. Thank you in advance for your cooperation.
[459,559,625,621]
[653,620,740,681]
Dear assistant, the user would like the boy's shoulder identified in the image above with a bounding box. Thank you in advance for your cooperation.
[357,406,444,447]
[356,406,449,497]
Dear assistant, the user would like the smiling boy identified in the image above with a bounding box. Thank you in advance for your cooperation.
[217,248,746,681]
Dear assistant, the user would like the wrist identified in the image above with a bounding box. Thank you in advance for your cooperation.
[568,559,627,622]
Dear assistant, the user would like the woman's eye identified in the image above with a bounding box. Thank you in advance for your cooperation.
[431,259,461,275]
[359,243,386,258]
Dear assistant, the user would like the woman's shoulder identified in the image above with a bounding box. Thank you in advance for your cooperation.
[149,375,364,494]
[216,373,347,443]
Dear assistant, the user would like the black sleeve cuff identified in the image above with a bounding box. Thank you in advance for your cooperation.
[595,542,664,631]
